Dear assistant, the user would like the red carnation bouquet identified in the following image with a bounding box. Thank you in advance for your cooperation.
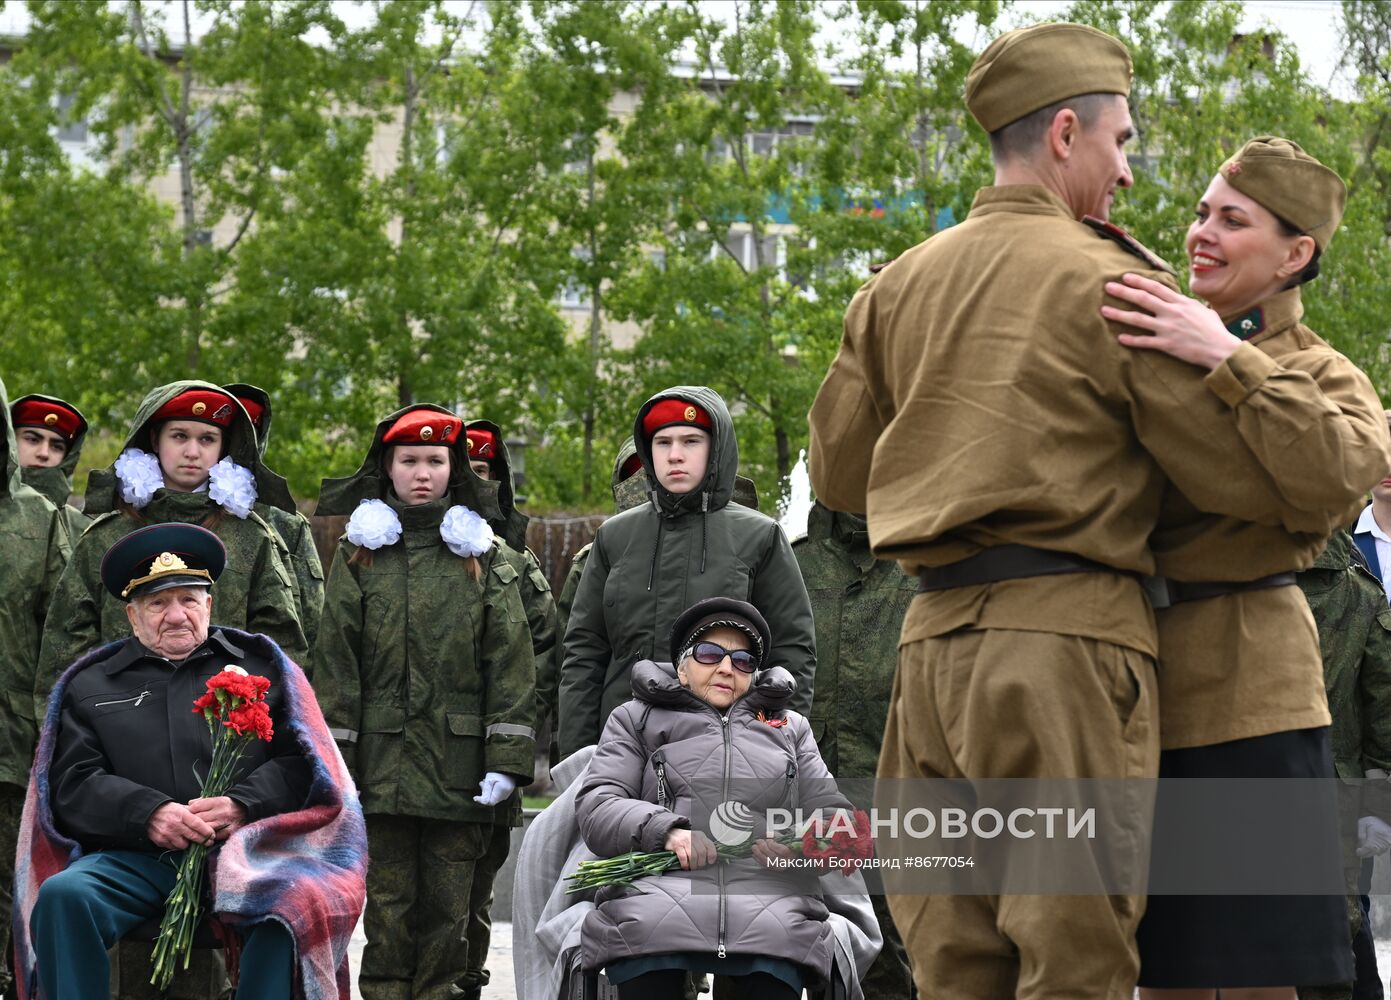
[151,665,274,989]
[566,808,874,893]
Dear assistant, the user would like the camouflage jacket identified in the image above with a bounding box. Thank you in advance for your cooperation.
[1297,529,1391,781]
[36,381,306,709]
[312,404,534,823]
[0,378,72,787]
[466,420,558,748]
[222,383,326,649]
[314,498,536,823]
[797,501,916,801]
[261,505,325,649]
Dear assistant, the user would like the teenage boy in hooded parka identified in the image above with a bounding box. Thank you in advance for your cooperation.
[557,386,815,758]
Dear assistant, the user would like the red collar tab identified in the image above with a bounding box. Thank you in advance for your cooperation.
[1082,216,1176,276]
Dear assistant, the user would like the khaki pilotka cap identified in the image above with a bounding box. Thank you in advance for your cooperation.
[1218,136,1347,252]
[965,23,1133,132]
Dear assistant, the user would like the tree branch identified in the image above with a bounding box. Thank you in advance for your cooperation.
[727,376,773,418]
[128,0,181,129]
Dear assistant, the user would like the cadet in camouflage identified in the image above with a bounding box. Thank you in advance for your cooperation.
[35,381,306,712]
[313,405,535,1000]
[1297,530,1391,1000]
[223,384,326,648]
[0,376,72,999]
[796,499,917,999]
[460,418,557,1000]
[11,393,91,539]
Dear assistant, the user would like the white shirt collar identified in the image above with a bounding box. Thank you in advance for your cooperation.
[1356,504,1391,544]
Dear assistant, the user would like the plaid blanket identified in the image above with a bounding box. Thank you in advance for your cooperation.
[11,628,368,1000]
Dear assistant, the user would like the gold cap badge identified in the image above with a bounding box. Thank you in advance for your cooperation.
[420,425,434,441]
[191,401,207,415]
[121,551,212,598]
[684,405,697,421]
[43,413,58,426]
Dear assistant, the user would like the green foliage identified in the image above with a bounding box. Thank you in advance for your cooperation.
[4,0,1390,511]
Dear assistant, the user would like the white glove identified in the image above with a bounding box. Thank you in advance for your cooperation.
[473,772,517,807]
[1357,816,1391,857]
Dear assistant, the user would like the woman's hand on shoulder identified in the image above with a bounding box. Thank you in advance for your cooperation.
[665,827,718,870]
[1101,272,1242,371]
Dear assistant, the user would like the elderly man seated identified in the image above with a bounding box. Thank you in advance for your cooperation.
[17,523,365,1000]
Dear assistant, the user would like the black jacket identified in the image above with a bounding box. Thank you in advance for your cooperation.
[51,628,311,851]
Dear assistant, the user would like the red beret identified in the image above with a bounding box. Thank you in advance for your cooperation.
[466,427,498,460]
[383,409,461,446]
[619,454,644,481]
[152,389,240,428]
[12,397,86,442]
[642,399,712,439]
[232,395,265,427]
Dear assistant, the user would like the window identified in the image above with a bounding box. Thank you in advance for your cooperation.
[55,93,87,144]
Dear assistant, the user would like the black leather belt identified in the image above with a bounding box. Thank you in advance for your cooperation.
[1150,572,1297,609]
[917,544,1113,592]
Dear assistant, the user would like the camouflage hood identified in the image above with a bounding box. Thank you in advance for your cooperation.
[0,376,23,500]
[805,499,868,547]
[610,436,646,513]
[13,393,88,507]
[315,404,501,521]
[467,418,528,551]
[222,382,273,461]
[83,380,295,516]
[632,386,738,519]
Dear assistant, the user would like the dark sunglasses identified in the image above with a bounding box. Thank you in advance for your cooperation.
[683,640,760,674]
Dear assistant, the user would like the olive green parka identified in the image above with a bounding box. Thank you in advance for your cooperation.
[552,437,762,736]
[36,381,308,706]
[796,501,916,802]
[313,406,536,822]
[468,419,558,767]
[223,383,326,648]
[0,377,72,786]
[13,393,90,540]
[557,386,815,757]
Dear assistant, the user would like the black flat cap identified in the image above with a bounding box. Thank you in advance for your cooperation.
[668,597,772,666]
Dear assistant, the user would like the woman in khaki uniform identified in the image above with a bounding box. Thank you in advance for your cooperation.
[313,406,536,1000]
[1102,138,1388,996]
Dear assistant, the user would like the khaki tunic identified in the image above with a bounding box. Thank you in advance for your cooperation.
[809,186,1366,659]
[1152,289,1391,748]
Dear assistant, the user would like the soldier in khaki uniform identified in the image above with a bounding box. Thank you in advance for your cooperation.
[809,26,1374,998]
[1100,139,1388,993]
[796,498,917,999]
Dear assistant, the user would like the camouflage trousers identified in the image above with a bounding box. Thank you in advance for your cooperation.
[360,814,494,1000]
[864,873,917,999]
[1297,868,1367,1000]
[457,821,513,995]
[0,781,23,997]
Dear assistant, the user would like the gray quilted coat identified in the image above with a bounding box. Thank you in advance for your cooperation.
[576,659,848,983]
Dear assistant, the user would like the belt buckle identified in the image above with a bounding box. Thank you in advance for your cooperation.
[1141,575,1171,610]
